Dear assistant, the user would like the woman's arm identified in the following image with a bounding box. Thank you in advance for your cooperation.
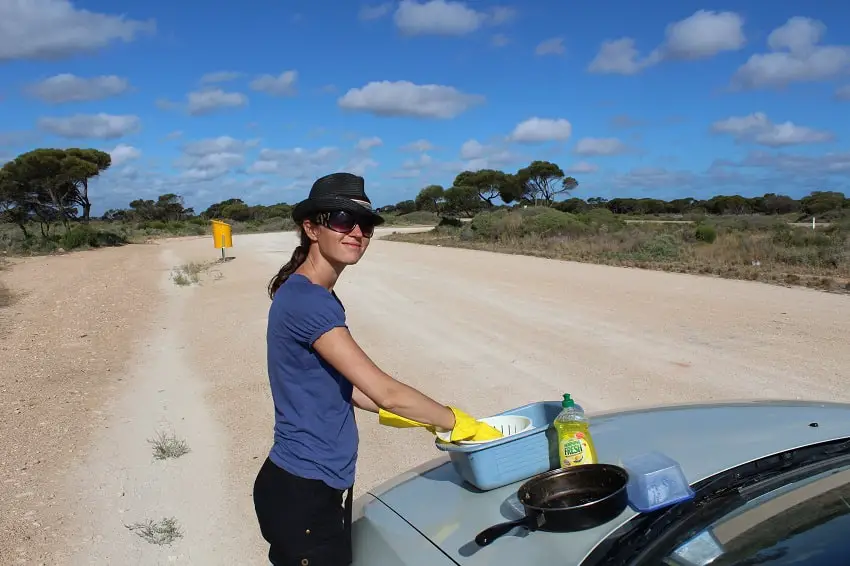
[313,327,456,430]
[352,387,379,413]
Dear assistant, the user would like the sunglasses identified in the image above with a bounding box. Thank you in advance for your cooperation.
[315,210,376,238]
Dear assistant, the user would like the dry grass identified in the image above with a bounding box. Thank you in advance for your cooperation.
[125,517,183,545]
[147,430,191,460]
[384,210,850,293]
[170,261,221,286]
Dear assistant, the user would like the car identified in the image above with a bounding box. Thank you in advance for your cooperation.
[350,399,850,565]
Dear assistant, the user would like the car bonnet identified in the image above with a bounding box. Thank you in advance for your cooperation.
[369,401,850,566]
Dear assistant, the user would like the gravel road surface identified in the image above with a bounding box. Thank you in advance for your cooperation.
[2,228,848,564]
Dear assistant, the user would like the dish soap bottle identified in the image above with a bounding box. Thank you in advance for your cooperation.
[554,393,598,468]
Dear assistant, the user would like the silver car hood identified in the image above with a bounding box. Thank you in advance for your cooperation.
[366,400,850,566]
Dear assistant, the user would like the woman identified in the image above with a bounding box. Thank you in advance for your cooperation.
[253,172,501,566]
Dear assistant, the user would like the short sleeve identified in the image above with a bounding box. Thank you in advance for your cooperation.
[283,287,348,346]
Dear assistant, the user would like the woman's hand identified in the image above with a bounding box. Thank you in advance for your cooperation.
[313,327,456,430]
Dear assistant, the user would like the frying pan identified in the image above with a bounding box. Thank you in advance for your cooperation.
[474,463,629,547]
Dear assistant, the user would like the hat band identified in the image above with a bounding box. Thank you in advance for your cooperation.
[350,198,373,211]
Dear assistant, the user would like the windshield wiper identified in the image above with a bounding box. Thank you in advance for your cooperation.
[582,437,850,566]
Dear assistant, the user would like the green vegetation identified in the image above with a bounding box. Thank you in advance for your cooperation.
[2,146,848,292]
[386,207,850,292]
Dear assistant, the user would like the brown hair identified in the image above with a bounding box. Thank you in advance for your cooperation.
[268,227,312,299]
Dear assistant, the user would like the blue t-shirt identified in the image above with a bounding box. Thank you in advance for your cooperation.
[266,273,357,490]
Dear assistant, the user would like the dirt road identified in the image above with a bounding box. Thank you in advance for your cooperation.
[2,228,849,564]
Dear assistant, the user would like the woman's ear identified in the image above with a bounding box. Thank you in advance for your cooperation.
[302,219,320,242]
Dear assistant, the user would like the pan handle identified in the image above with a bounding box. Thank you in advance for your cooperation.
[475,515,539,547]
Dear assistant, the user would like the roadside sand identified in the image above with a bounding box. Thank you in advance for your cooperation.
[2,228,849,564]
[0,243,162,565]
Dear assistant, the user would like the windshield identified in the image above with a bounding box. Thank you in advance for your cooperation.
[663,466,850,565]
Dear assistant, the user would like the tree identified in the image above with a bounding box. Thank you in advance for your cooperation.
[415,185,445,212]
[2,149,80,230]
[515,160,577,206]
[453,169,512,207]
[443,185,483,217]
[64,148,111,221]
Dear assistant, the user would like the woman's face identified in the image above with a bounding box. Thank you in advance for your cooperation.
[305,211,374,266]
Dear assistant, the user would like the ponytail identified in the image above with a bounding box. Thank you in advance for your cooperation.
[268,228,311,299]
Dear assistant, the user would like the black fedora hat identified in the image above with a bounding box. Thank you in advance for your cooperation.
[292,172,385,225]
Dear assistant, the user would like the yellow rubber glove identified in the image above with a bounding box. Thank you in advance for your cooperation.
[377,408,436,432]
[377,407,504,443]
[446,407,504,442]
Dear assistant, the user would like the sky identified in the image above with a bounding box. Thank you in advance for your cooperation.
[0,0,849,216]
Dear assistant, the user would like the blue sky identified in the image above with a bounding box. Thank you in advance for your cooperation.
[1,0,848,215]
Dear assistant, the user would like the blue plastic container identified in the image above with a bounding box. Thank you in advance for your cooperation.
[622,451,695,512]
[435,400,575,491]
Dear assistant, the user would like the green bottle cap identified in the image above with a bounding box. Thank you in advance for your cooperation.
[562,393,574,408]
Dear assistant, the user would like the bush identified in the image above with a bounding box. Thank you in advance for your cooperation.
[438,216,463,227]
[576,208,626,232]
[470,210,510,239]
[521,208,586,237]
[695,224,717,243]
[62,225,128,250]
[632,233,681,261]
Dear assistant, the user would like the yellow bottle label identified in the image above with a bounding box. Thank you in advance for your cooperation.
[559,431,595,466]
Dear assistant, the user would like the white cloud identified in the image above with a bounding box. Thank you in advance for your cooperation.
[176,136,256,181]
[588,38,649,75]
[574,137,629,156]
[535,37,565,56]
[359,3,393,21]
[566,161,599,174]
[457,139,514,170]
[710,112,834,147]
[510,117,572,143]
[611,167,696,189]
[345,157,379,176]
[182,136,256,157]
[25,74,130,103]
[249,70,298,96]
[731,17,850,89]
[338,80,484,119]
[837,85,850,101]
[393,0,512,36]
[200,71,242,84]
[248,147,339,179]
[588,10,745,75]
[37,113,141,139]
[714,150,850,179]
[460,140,485,160]
[0,0,155,61]
[659,10,745,60]
[356,136,383,151]
[187,88,248,115]
[402,153,434,170]
[401,139,434,152]
[109,143,141,166]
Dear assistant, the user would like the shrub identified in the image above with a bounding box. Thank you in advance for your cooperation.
[576,208,626,232]
[438,216,463,227]
[521,208,586,237]
[62,225,128,250]
[470,210,510,239]
[695,224,717,243]
[633,233,681,261]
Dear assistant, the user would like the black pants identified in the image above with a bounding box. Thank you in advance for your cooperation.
[253,457,353,566]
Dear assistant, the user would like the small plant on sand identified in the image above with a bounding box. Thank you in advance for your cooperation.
[147,430,191,460]
[170,261,212,286]
[125,517,183,545]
